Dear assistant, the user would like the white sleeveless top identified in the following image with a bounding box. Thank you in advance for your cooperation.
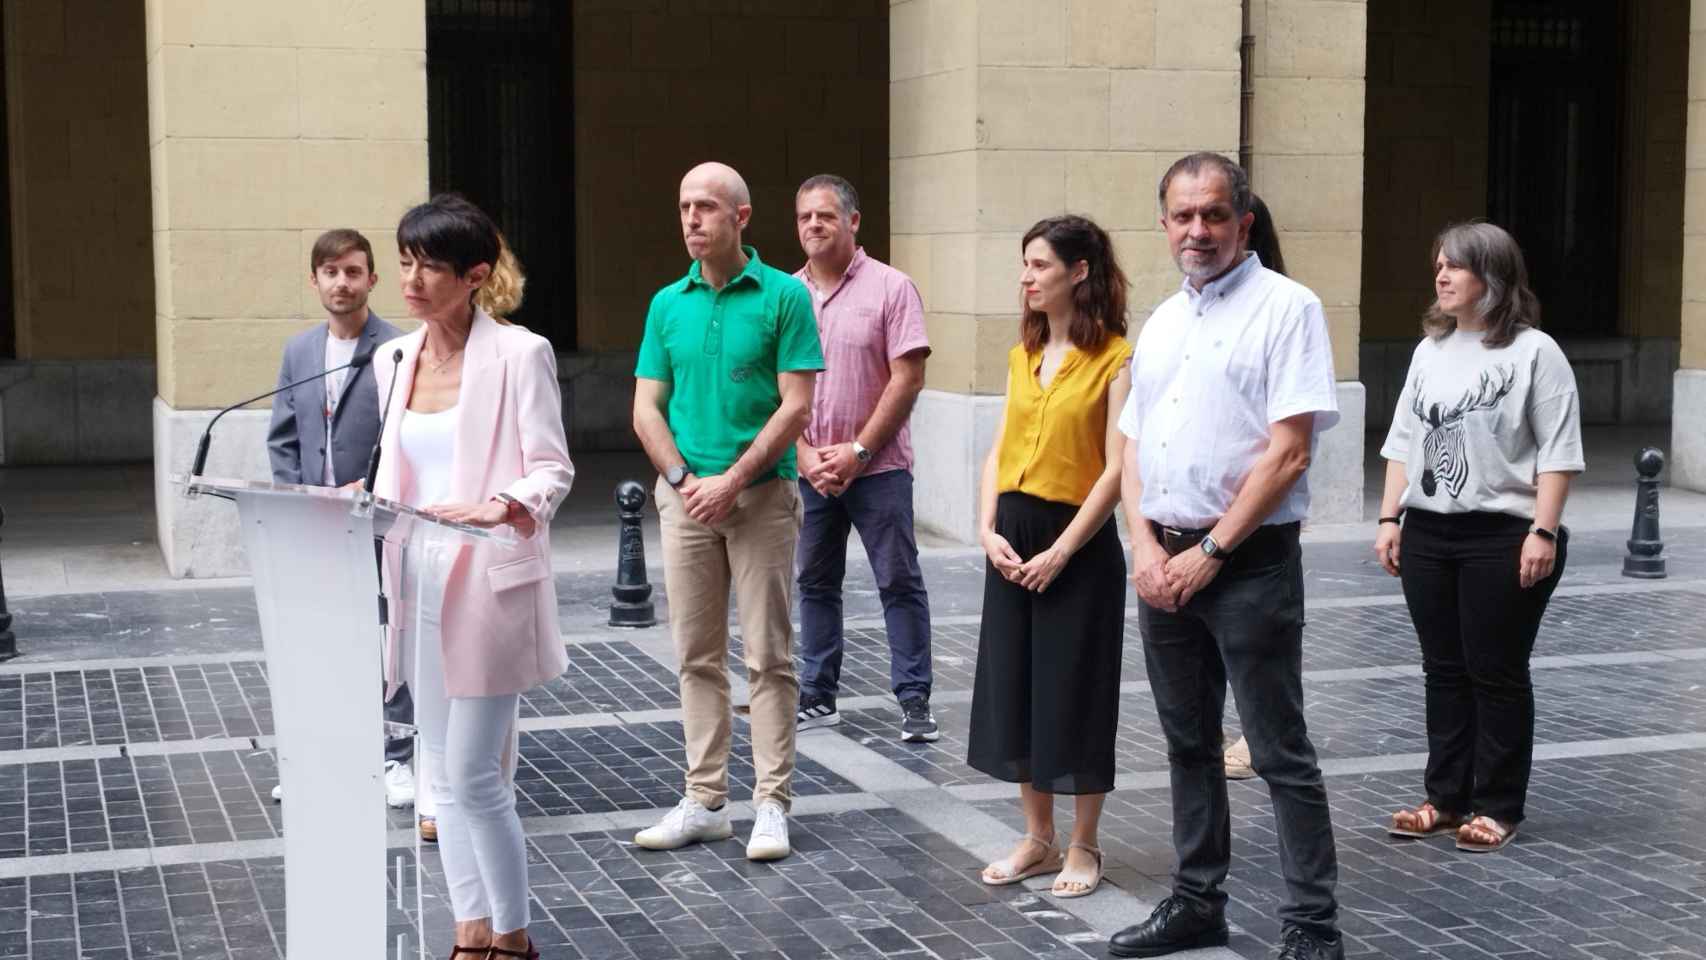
[398,407,458,508]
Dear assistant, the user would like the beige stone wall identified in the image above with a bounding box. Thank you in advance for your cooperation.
[146,0,427,409]
[5,0,153,360]
[572,1,889,352]
[1620,1,1690,341]
[1360,0,1490,343]
[1247,0,1366,380]
[1679,0,1706,367]
[891,0,1241,395]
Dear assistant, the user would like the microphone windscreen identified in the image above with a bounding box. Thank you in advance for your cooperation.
[392,348,404,362]
[351,349,374,368]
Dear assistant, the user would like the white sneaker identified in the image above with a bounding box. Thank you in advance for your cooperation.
[384,760,416,808]
[634,796,732,851]
[745,800,790,861]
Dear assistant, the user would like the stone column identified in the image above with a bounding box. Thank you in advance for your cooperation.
[1676,0,1706,489]
[1247,0,1368,522]
[891,0,1242,541]
[146,0,427,576]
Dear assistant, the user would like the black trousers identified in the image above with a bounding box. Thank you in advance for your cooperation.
[1138,522,1338,937]
[1399,509,1567,824]
[967,493,1125,795]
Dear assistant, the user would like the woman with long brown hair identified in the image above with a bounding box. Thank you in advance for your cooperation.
[968,214,1132,899]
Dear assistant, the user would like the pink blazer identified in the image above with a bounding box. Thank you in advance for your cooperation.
[374,309,574,698]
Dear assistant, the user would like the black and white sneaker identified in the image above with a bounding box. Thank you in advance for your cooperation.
[899,697,940,742]
[797,694,841,730]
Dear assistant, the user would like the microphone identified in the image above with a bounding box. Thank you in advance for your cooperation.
[189,349,374,479]
[363,349,406,494]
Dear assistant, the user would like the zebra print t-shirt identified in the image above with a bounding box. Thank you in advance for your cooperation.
[1380,327,1584,519]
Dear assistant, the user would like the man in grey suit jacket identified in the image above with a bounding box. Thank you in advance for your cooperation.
[268,233,401,487]
[265,230,418,813]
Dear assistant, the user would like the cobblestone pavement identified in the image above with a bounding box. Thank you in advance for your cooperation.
[2,534,1705,959]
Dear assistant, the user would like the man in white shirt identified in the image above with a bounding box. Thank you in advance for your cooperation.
[1108,155,1344,960]
[264,231,415,816]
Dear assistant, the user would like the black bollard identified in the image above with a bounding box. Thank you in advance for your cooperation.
[609,480,658,627]
[0,506,15,661]
[1622,447,1666,579]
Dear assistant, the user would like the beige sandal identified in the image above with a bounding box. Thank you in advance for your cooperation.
[1456,815,1517,852]
[1387,801,1466,839]
[1051,842,1103,899]
[981,833,1062,886]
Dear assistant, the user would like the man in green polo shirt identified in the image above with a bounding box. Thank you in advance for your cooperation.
[632,162,824,864]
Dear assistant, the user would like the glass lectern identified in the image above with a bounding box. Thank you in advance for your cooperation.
[175,475,511,960]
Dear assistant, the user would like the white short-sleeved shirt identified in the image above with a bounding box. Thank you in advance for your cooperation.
[1118,253,1340,529]
[1380,327,1584,519]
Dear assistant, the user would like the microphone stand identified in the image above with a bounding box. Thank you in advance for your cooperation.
[188,351,374,480]
[366,349,405,628]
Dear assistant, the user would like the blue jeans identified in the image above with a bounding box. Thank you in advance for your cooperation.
[796,469,932,701]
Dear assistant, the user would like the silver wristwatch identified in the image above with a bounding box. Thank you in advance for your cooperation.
[1199,534,1223,559]
[852,441,873,464]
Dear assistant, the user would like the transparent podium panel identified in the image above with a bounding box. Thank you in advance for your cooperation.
[172,476,511,960]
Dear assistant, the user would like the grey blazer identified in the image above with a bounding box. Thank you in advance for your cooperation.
[267,311,404,486]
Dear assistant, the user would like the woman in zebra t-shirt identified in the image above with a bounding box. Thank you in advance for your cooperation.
[1374,222,1584,853]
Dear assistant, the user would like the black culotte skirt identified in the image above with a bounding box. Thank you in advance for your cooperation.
[966,491,1125,794]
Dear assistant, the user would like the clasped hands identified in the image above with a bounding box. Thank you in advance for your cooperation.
[981,531,1069,593]
[1129,540,1222,611]
[798,442,864,497]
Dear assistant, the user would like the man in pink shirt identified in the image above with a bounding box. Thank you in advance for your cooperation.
[791,174,937,742]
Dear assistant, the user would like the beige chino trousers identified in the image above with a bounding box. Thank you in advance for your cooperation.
[655,476,802,812]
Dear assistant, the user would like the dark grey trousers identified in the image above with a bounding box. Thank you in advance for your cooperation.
[1137,524,1339,938]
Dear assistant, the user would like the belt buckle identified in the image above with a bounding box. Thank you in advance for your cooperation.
[1162,526,1187,555]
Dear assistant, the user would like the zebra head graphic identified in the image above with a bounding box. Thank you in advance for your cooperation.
[1410,364,1517,498]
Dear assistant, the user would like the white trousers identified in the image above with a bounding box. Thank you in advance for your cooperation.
[409,539,529,933]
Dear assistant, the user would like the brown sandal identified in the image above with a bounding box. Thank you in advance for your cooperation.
[1387,801,1466,839]
[448,947,490,959]
[485,939,539,959]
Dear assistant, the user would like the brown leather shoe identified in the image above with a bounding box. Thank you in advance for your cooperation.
[419,816,438,843]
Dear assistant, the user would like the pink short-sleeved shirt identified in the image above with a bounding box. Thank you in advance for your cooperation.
[794,248,931,476]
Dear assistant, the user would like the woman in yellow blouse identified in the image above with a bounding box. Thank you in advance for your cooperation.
[970,214,1132,899]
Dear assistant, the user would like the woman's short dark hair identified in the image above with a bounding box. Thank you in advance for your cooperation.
[397,194,501,278]
[1247,195,1286,277]
[1424,221,1541,349]
[1020,215,1129,353]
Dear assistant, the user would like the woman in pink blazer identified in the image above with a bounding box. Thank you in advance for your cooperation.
[373,194,573,960]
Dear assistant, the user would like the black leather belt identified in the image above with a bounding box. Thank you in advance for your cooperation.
[1154,524,1213,557]
[1151,521,1302,564]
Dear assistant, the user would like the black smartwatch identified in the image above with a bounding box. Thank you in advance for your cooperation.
[665,464,689,488]
[1529,526,1557,542]
[1199,534,1225,560]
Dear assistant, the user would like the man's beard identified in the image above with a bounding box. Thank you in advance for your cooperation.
[324,292,368,318]
[1175,248,1229,281]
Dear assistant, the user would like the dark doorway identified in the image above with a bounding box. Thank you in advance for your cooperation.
[0,0,13,359]
[1487,1,1623,338]
[426,0,573,349]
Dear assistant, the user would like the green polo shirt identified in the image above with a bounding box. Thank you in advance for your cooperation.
[636,246,824,483]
